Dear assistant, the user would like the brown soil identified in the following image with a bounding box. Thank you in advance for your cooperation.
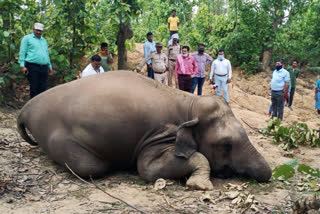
[0,44,319,213]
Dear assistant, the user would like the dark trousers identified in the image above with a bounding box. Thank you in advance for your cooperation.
[147,66,154,79]
[170,31,178,38]
[178,74,192,92]
[271,90,284,120]
[288,87,296,107]
[191,77,205,95]
[26,62,48,98]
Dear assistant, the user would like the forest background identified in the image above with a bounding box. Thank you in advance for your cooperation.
[0,0,319,102]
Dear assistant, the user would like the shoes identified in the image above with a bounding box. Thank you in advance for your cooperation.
[288,106,293,111]
[284,103,288,107]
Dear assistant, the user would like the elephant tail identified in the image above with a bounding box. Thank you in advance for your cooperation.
[17,112,38,146]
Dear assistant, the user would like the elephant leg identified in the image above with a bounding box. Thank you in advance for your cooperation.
[137,145,213,190]
[46,130,110,178]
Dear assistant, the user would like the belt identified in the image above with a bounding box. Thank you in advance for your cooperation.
[215,73,227,77]
[154,71,167,74]
[169,59,176,61]
[26,62,48,68]
[272,90,283,92]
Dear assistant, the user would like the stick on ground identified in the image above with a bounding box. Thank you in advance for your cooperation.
[65,163,149,214]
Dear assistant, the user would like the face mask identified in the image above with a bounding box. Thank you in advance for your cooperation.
[276,66,282,71]
[182,53,188,57]
[218,55,224,61]
[198,49,204,53]
[148,39,152,42]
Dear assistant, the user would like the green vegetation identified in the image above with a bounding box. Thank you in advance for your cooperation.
[273,158,320,192]
[262,119,320,151]
[0,0,320,102]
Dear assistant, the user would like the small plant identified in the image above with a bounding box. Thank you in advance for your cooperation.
[273,158,320,192]
[261,119,320,150]
[272,159,320,213]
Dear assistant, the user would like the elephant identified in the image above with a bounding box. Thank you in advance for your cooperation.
[17,70,272,190]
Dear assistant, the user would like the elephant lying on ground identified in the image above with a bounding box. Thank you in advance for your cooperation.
[17,71,271,190]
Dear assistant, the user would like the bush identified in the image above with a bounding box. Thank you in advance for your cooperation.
[262,119,320,151]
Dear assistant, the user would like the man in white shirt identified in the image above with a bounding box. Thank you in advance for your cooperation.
[209,50,232,104]
[81,55,105,78]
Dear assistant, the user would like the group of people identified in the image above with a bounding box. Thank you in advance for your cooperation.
[134,10,233,104]
[19,21,316,122]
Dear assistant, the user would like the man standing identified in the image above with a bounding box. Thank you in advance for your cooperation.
[19,23,53,99]
[175,46,198,92]
[168,9,179,38]
[270,59,290,120]
[143,32,156,79]
[209,50,232,103]
[99,42,113,72]
[287,60,300,110]
[137,43,168,84]
[191,44,213,95]
[166,34,180,87]
[81,55,104,78]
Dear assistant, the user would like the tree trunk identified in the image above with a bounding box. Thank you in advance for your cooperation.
[262,46,272,72]
[261,2,283,72]
[117,22,133,70]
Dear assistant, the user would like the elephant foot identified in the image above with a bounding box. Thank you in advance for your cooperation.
[186,175,213,190]
[185,152,213,190]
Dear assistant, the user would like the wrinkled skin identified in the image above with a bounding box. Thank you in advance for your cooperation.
[17,71,271,190]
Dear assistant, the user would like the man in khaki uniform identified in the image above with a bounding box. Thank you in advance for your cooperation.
[137,43,168,84]
[166,34,180,87]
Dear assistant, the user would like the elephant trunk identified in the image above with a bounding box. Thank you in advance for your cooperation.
[233,140,272,182]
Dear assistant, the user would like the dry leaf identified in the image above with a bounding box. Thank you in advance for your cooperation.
[25,195,41,201]
[154,178,166,190]
[226,191,240,199]
[200,193,215,204]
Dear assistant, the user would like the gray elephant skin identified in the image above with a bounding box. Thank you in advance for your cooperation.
[17,71,271,190]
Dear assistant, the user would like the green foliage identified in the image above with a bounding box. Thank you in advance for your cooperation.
[1,0,320,104]
[273,159,320,192]
[273,164,296,180]
[263,119,320,150]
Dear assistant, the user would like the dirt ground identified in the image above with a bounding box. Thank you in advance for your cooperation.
[0,45,319,213]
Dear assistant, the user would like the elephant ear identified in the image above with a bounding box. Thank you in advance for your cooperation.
[175,119,199,159]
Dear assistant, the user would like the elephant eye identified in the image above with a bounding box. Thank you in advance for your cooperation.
[224,143,232,153]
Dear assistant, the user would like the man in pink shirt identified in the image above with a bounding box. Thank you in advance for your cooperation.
[175,46,198,92]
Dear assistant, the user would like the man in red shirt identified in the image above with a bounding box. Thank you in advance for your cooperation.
[175,46,198,92]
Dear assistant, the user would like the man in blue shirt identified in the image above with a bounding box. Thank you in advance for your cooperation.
[270,59,290,120]
[19,23,53,98]
[143,32,156,79]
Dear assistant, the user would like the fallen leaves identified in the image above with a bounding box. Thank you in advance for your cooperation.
[154,178,166,190]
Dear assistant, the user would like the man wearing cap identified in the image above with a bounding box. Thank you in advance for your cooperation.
[19,23,53,98]
[137,43,168,84]
[166,33,181,87]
